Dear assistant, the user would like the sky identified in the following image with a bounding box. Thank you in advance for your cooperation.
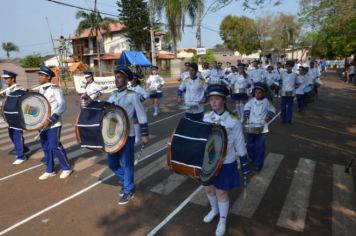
[0,0,300,58]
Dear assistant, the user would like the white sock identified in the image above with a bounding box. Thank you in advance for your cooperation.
[207,195,219,213]
[134,124,141,141]
[217,201,229,224]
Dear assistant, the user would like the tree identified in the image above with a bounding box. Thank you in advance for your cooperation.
[154,0,204,56]
[2,42,19,58]
[255,14,274,58]
[219,15,260,55]
[75,10,117,75]
[191,49,216,63]
[117,0,151,51]
[21,54,44,68]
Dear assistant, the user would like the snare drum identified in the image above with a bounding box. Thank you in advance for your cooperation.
[270,82,280,90]
[304,85,315,104]
[233,88,247,94]
[75,100,129,154]
[3,90,51,130]
[244,123,265,134]
[167,118,227,184]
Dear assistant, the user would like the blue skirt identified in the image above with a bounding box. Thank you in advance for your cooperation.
[231,93,248,101]
[150,91,163,99]
[211,161,240,191]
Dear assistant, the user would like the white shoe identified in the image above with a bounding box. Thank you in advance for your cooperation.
[12,159,25,165]
[39,172,56,180]
[215,221,226,236]
[59,170,73,179]
[203,210,218,223]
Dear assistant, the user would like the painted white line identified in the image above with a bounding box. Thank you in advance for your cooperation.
[230,153,284,217]
[147,186,203,236]
[149,111,185,126]
[0,145,165,235]
[332,165,356,236]
[276,158,316,231]
[150,173,188,195]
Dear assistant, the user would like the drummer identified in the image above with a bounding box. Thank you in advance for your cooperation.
[178,62,190,83]
[1,70,31,165]
[82,70,103,102]
[201,62,211,80]
[107,66,149,205]
[37,66,72,180]
[177,62,207,121]
[265,65,281,98]
[244,82,276,171]
[229,63,251,121]
[203,84,249,236]
[146,66,165,116]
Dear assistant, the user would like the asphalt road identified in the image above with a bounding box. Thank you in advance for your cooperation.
[0,71,355,236]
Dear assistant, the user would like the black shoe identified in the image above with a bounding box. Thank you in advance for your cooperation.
[118,192,134,205]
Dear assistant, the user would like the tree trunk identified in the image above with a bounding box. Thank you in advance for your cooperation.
[6,51,9,58]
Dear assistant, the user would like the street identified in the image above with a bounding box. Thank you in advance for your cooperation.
[0,71,355,236]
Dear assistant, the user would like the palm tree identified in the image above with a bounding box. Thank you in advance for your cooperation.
[154,0,204,56]
[2,42,19,58]
[75,10,117,75]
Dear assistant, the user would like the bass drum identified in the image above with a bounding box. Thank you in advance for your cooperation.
[167,118,227,185]
[3,90,51,130]
[75,101,129,154]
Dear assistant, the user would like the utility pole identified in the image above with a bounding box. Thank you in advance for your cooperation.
[94,0,102,76]
[149,0,156,66]
[196,8,202,67]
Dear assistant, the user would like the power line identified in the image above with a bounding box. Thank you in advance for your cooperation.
[45,0,118,17]
[201,24,219,33]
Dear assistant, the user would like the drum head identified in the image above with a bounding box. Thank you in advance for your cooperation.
[20,93,51,130]
[200,125,227,184]
[101,106,129,153]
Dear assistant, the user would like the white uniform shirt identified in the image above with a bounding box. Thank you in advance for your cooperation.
[296,74,309,95]
[146,75,165,92]
[280,71,300,96]
[178,77,207,114]
[207,69,224,85]
[203,110,247,164]
[39,83,66,129]
[179,71,189,81]
[308,67,320,84]
[85,81,102,100]
[201,69,211,80]
[128,85,149,102]
[248,67,267,84]
[265,71,280,87]
[107,89,148,137]
[229,73,251,90]
[244,97,276,133]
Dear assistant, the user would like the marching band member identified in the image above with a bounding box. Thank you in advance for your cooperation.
[280,61,301,124]
[128,73,149,144]
[295,66,309,113]
[244,82,276,171]
[107,66,149,205]
[265,65,280,99]
[201,62,211,80]
[178,62,190,83]
[82,70,103,101]
[207,61,227,85]
[177,63,207,121]
[203,84,249,236]
[229,63,251,121]
[146,66,165,116]
[248,60,267,96]
[37,66,72,180]
[308,61,321,95]
[1,70,30,165]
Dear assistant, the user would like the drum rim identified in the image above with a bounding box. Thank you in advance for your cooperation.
[19,92,51,131]
[244,123,264,134]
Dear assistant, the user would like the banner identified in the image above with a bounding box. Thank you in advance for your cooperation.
[73,76,116,94]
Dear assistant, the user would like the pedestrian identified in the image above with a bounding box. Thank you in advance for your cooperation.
[296,66,309,113]
[37,66,72,180]
[107,66,149,205]
[244,82,276,171]
[203,84,249,236]
[146,66,165,116]
[1,70,31,165]
[80,70,103,106]
[177,62,207,121]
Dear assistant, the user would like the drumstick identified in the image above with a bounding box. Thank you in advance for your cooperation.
[33,128,46,141]
[0,84,18,95]
[267,111,281,126]
[134,144,145,165]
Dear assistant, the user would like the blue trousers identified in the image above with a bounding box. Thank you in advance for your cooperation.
[246,133,266,171]
[40,126,70,173]
[296,94,305,112]
[281,96,294,123]
[8,128,30,160]
[185,112,204,121]
[107,136,135,194]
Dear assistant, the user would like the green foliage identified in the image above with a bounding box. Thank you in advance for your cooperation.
[2,42,19,58]
[219,15,260,55]
[117,0,151,51]
[191,49,216,63]
[21,54,44,68]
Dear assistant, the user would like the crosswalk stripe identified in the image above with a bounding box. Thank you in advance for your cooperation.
[190,187,209,206]
[332,165,356,236]
[276,158,316,231]
[0,125,74,150]
[150,173,188,195]
[0,123,72,140]
[230,153,284,217]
